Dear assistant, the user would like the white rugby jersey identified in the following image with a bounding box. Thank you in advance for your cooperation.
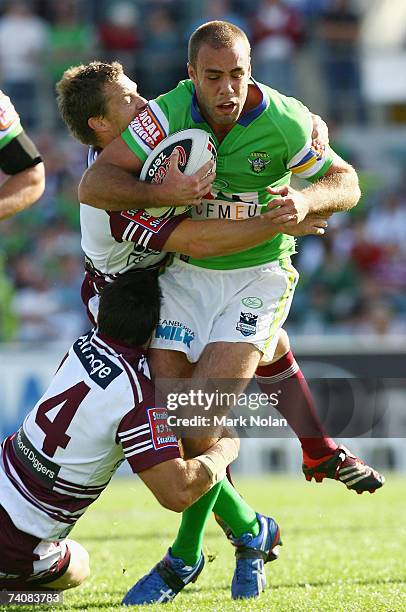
[0,91,22,151]
[0,330,179,540]
[80,147,186,278]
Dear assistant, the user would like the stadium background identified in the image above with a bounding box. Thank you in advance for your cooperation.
[0,0,405,473]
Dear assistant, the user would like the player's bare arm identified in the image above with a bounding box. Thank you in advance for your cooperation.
[164,212,328,259]
[0,162,45,220]
[79,139,215,211]
[138,436,240,512]
[266,153,360,225]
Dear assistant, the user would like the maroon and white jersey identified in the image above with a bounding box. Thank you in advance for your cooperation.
[80,146,186,278]
[0,329,179,541]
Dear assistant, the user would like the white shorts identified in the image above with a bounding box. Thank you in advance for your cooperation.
[151,256,299,363]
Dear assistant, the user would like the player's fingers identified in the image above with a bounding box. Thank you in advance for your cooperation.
[199,173,215,194]
[266,198,286,209]
[168,149,180,171]
[267,186,289,197]
[270,213,298,224]
[195,159,215,179]
[312,226,325,235]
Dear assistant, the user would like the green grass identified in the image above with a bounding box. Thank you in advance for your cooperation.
[10,475,406,611]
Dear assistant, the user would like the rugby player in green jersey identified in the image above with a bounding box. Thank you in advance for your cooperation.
[0,91,44,219]
[79,22,384,603]
[57,59,330,604]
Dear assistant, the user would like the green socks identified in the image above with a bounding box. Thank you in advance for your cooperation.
[171,481,223,565]
[213,478,259,538]
[171,478,259,565]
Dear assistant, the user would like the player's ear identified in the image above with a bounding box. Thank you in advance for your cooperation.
[88,116,108,133]
[187,62,197,84]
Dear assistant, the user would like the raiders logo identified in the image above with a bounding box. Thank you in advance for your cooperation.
[248,152,271,174]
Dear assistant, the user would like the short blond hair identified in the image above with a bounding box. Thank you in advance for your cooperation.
[188,20,250,68]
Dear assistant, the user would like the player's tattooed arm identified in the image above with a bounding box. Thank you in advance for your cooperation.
[79,139,214,212]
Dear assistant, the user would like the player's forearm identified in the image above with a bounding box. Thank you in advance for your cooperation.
[0,163,45,220]
[166,437,240,511]
[165,215,279,259]
[303,164,361,215]
[79,163,168,211]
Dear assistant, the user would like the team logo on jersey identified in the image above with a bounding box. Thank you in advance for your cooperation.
[248,152,271,174]
[147,408,178,450]
[236,312,258,337]
[242,297,263,309]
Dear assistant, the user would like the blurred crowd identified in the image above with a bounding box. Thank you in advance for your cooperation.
[0,0,405,342]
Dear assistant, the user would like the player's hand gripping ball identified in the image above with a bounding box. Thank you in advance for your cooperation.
[140,128,216,218]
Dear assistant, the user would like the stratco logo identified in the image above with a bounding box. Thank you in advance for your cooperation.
[73,332,122,388]
[130,107,165,147]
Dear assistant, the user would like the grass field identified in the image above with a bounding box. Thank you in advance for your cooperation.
[9,475,406,611]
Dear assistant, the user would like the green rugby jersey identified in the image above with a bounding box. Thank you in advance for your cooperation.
[0,91,22,151]
[122,80,334,270]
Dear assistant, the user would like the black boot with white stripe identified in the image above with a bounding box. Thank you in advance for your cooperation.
[302,445,385,494]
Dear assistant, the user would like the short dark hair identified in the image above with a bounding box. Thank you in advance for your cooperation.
[56,61,124,146]
[98,270,161,347]
[188,20,250,68]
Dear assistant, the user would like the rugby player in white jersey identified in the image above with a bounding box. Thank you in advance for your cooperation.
[0,271,240,594]
[0,90,45,219]
[58,55,383,602]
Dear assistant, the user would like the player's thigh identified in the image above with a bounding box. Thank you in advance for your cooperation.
[149,347,195,380]
[181,341,261,458]
[44,539,89,590]
[210,258,299,363]
[151,259,220,362]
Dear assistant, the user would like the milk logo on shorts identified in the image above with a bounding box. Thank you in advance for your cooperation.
[236,312,258,337]
[242,297,263,309]
[155,319,195,348]
[248,152,271,174]
[147,407,178,450]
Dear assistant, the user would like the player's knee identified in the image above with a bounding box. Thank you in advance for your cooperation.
[48,540,90,590]
[261,329,290,366]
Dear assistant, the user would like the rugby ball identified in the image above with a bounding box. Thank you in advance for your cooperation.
[139,128,216,218]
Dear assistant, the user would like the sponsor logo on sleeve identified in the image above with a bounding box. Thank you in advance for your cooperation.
[73,332,122,389]
[129,107,166,148]
[236,312,258,337]
[120,209,171,233]
[147,407,178,449]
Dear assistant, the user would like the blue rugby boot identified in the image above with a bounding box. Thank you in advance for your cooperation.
[122,549,204,605]
[231,513,281,600]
